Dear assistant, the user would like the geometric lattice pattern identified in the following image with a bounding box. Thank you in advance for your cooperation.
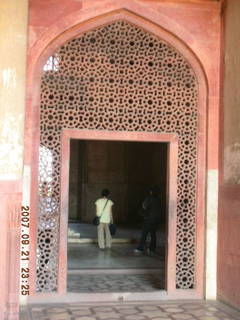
[38,20,198,292]
[68,273,164,293]
[23,302,240,320]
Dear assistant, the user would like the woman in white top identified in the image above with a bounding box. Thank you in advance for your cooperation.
[95,189,114,249]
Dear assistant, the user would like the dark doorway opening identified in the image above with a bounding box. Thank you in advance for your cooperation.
[67,139,168,293]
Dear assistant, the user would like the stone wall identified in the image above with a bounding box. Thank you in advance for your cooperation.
[69,140,167,224]
[218,0,240,309]
[27,0,221,297]
[0,0,28,318]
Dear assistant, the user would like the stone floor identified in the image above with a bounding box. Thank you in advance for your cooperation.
[68,273,164,292]
[67,243,164,293]
[68,223,165,245]
[21,301,240,320]
[68,243,165,270]
[24,225,240,320]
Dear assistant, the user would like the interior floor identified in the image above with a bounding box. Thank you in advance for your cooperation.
[21,301,240,320]
[68,243,164,270]
[68,222,166,244]
[67,223,165,293]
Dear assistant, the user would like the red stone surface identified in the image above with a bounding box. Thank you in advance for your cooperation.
[29,0,82,29]
[27,0,221,169]
[218,185,240,309]
[217,0,240,310]
[59,130,179,295]
[25,0,221,300]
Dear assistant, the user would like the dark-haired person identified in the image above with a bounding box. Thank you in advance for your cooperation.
[95,189,114,249]
[134,186,161,255]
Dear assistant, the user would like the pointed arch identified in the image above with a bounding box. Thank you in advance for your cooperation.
[26,8,207,299]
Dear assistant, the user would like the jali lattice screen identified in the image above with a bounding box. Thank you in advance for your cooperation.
[38,20,198,292]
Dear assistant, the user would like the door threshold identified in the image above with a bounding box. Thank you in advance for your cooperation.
[26,290,203,304]
[27,291,168,304]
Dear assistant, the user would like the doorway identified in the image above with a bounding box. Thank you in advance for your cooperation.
[58,129,178,297]
[67,139,168,293]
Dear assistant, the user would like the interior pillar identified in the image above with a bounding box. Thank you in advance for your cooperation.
[0,0,28,318]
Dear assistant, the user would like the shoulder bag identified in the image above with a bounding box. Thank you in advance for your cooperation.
[92,199,108,226]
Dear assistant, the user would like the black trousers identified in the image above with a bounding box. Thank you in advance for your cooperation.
[137,222,157,252]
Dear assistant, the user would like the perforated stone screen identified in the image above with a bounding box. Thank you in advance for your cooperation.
[38,20,198,292]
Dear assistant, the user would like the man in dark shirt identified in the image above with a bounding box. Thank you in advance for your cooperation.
[134,186,161,254]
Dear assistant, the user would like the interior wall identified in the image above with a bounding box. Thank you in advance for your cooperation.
[218,0,240,309]
[69,140,167,224]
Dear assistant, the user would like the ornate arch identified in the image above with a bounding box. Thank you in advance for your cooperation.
[27,9,207,298]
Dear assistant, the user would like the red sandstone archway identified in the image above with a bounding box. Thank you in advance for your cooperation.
[26,8,207,300]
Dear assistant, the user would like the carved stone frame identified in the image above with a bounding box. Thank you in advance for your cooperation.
[26,8,207,300]
[59,130,178,298]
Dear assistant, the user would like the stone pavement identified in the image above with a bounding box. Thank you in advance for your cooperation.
[21,301,240,320]
[68,273,164,293]
[68,243,164,270]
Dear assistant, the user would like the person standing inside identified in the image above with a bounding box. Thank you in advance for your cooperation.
[95,189,114,249]
[134,186,161,254]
